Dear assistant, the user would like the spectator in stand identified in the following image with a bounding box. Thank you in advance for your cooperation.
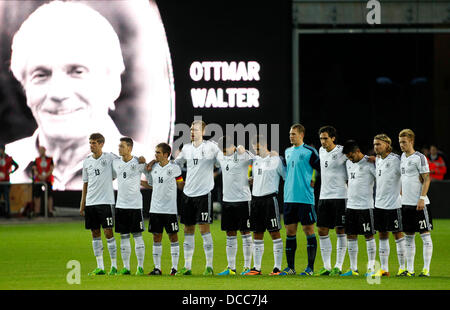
[428,145,447,181]
[32,146,54,217]
[0,144,19,218]
[421,146,430,159]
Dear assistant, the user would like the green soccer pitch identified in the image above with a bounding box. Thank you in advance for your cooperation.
[1,218,450,290]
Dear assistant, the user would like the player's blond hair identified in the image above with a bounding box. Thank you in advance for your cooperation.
[191,120,206,131]
[374,133,392,152]
[399,129,415,142]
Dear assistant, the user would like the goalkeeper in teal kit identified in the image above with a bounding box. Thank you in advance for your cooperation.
[277,124,320,276]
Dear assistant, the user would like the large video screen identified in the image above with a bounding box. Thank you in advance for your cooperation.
[0,0,291,190]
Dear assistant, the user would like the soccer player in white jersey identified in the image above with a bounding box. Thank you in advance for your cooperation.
[215,136,254,276]
[373,134,406,277]
[316,126,348,276]
[398,129,433,277]
[141,143,184,276]
[112,137,147,276]
[243,135,286,276]
[340,140,377,277]
[173,120,221,276]
[80,133,119,276]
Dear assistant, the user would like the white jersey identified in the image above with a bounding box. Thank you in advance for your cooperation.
[346,156,376,210]
[173,140,220,197]
[216,151,253,202]
[112,156,146,209]
[375,153,402,210]
[400,151,430,205]
[82,152,119,206]
[319,145,348,199]
[145,162,182,214]
[252,155,286,197]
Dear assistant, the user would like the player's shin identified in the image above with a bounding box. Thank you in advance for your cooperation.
[120,234,131,270]
[106,237,117,268]
[379,238,390,271]
[319,235,332,270]
[226,235,238,270]
[202,232,214,268]
[405,234,416,273]
[420,233,433,272]
[153,242,162,270]
[92,237,104,270]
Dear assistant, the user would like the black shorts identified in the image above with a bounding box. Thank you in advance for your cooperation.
[401,204,433,233]
[317,199,346,229]
[250,194,281,233]
[345,208,375,236]
[221,201,251,232]
[33,182,53,198]
[180,192,213,225]
[374,207,403,233]
[148,213,179,234]
[114,208,145,234]
[283,202,317,226]
[84,204,114,230]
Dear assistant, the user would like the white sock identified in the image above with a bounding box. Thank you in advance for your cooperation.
[253,239,264,271]
[395,237,406,270]
[379,238,390,271]
[170,241,180,270]
[421,233,433,272]
[183,233,195,270]
[226,236,238,270]
[202,232,214,268]
[405,234,416,273]
[120,234,131,270]
[153,242,162,270]
[366,238,376,271]
[319,235,332,270]
[106,237,117,269]
[242,234,253,269]
[134,233,145,269]
[92,237,104,270]
[273,238,283,270]
[335,234,347,270]
[347,238,358,271]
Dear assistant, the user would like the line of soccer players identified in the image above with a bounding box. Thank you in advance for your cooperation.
[80,121,433,278]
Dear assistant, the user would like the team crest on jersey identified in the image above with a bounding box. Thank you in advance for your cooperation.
[386,162,390,168]
[332,154,338,160]
[131,164,136,170]
[167,169,173,176]
[40,161,47,168]
[101,159,107,167]
[407,161,413,166]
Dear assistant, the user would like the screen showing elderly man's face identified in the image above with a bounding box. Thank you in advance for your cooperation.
[23,45,111,141]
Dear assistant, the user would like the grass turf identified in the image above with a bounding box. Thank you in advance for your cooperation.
[1,218,450,290]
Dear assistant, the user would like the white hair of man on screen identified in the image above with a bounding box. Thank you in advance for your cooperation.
[7,1,150,190]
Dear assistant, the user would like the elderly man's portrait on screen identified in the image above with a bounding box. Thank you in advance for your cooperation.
[0,0,175,190]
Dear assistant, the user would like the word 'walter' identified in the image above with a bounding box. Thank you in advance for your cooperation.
[191,88,259,108]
